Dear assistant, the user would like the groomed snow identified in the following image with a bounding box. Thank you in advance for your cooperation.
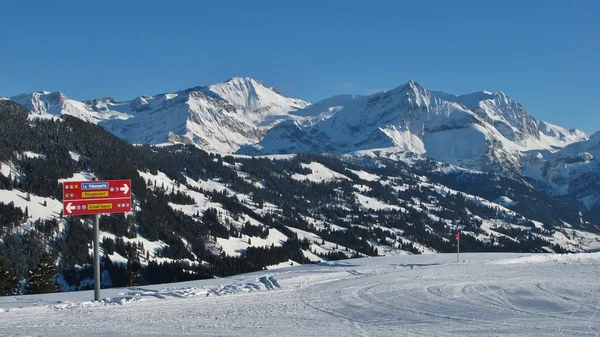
[1,252,599,336]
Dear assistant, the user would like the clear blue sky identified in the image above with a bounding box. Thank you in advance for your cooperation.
[1,0,598,132]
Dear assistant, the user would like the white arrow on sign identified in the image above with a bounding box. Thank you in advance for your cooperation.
[120,184,129,194]
[66,202,75,214]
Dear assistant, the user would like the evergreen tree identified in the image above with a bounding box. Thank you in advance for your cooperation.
[0,257,17,296]
[25,253,59,294]
[126,255,142,286]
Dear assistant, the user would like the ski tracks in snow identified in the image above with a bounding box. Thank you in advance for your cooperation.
[2,254,600,336]
[298,260,600,336]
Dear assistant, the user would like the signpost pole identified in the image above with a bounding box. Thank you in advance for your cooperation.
[62,179,131,301]
[457,232,460,263]
[93,213,100,301]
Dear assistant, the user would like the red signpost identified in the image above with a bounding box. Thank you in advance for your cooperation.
[455,232,460,263]
[62,180,131,215]
[62,179,132,301]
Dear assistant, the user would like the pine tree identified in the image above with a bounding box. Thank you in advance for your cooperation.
[25,253,59,294]
[126,255,142,286]
[0,257,17,296]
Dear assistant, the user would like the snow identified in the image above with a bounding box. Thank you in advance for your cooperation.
[68,151,81,162]
[265,260,299,270]
[302,249,325,263]
[0,161,21,179]
[0,189,62,220]
[495,196,518,207]
[230,153,297,160]
[347,168,380,181]
[139,171,219,211]
[547,228,600,252]
[58,171,97,183]
[353,192,402,211]
[287,227,357,258]
[480,220,519,243]
[398,236,438,254]
[22,151,46,160]
[353,184,372,192]
[2,253,599,336]
[291,162,351,182]
[368,240,410,256]
[423,182,519,218]
[490,252,600,265]
[205,77,311,129]
[96,232,194,268]
[216,229,288,257]
[300,215,347,232]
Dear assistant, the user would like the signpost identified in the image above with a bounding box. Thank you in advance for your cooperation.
[455,232,460,263]
[62,179,131,301]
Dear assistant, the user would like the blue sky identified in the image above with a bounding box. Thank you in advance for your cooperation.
[1,0,598,132]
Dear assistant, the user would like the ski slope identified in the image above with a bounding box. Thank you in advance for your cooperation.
[1,252,599,336]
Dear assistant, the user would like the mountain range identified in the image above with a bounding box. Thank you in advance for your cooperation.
[2,77,310,153]
[3,77,599,213]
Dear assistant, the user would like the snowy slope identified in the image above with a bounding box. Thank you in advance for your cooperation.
[290,162,351,182]
[1,252,599,337]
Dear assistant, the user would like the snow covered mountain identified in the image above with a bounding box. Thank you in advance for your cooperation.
[5,78,598,210]
[433,90,588,148]
[202,77,310,128]
[6,78,310,153]
[237,80,600,211]
[240,80,588,178]
[523,131,600,213]
[8,91,97,123]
